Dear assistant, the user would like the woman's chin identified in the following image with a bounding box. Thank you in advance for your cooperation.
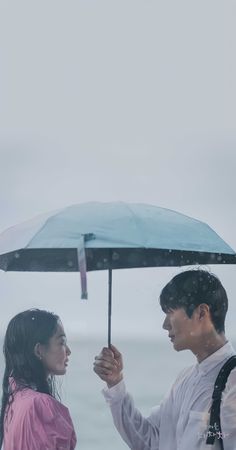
[49,367,67,376]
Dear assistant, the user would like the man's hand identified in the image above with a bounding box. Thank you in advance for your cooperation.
[93,344,123,387]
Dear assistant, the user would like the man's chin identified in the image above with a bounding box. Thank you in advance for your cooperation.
[172,341,187,352]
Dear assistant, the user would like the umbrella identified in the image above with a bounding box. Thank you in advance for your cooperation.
[0,201,235,346]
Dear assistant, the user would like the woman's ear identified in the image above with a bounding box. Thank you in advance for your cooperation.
[34,343,44,360]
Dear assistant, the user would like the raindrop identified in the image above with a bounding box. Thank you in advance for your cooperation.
[14,252,20,259]
[112,252,120,261]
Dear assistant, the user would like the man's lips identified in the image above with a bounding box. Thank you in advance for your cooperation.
[169,335,175,341]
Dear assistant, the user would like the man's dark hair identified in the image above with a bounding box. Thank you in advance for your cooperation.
[159,269,228,334]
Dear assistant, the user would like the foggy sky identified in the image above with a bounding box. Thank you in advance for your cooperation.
[0,0,236,340]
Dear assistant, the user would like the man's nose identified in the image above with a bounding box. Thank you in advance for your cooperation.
[162,316,170,330]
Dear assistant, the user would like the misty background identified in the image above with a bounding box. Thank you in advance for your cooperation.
[0,0,236,340]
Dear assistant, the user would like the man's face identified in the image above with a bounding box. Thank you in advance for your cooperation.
[162,307,200,352]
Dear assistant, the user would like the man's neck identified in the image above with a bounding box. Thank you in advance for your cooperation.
[193,332,227,363]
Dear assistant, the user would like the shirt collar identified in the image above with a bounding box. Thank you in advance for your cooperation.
[197,341,236,375]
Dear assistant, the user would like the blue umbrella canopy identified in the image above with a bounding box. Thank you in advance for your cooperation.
[0,202,235,345]
[0,202,235,269]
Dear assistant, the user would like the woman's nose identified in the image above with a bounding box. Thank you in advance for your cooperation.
[66,345,71,356]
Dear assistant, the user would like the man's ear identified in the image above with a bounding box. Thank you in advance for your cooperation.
[199,303,210,320]
[34,343,44,360]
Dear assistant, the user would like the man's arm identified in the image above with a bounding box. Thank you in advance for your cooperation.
[94,345,160,450]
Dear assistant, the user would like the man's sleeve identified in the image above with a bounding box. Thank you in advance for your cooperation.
[102,380,161,450]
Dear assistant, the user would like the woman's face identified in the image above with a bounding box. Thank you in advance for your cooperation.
[37,321,71,376]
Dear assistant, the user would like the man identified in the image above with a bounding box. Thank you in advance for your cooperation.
[93,269,236,450]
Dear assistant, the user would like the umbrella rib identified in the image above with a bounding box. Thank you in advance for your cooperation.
[124,203,147,247]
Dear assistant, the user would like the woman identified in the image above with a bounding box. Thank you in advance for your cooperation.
[0,309,77,450]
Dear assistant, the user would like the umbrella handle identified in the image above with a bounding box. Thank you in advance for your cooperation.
[108,266,112,348]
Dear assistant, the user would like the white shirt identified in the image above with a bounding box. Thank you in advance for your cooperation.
[103,342,236,450]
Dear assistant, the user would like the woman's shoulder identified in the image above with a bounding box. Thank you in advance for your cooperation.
[11,388,75,435]
[10,386,69,423]
[19,388,70,419]
[5,388,77,449]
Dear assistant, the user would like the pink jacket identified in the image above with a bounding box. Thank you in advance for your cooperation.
[4,385,77,450]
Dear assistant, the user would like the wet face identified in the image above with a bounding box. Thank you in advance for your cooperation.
[162,307,200,352]
[37,321,71,376]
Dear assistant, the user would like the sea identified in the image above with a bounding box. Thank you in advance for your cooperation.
[0,337,234,450]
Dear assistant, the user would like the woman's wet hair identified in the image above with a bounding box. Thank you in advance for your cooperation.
[160,269,228,334]
[0,309,59,446]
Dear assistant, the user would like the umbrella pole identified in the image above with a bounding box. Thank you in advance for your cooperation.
[108,266,112,348]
